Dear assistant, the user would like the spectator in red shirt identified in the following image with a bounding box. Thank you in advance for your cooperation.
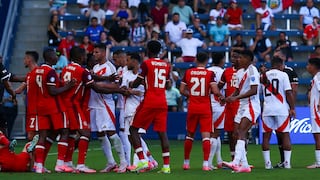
[225,0,243,30]
[58,31,76,60]
[303,16,320,45]
[151,0,169,29]
[80,35,94,55]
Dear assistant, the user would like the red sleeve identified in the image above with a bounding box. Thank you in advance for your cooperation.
[138,61,148,78]
[82,69,94,85]
[47,69,58,86]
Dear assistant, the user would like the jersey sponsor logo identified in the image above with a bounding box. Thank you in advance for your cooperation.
[96,67,107,76]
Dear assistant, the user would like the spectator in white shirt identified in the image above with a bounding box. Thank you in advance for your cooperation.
[299,0,320,30]
[209,1,226,25]
[86,1,106,26]
[255,0,275,31]
[165,12,187,47]
[77,0,90,15]
[174,28,206,62]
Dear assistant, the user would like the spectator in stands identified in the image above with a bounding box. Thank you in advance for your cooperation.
[112,0,133,22]
[47,14,61,47]
[49,0,67,15]
[86,0,106,26]
[209,1,226,25]
[303,16,320,46]
[109,17,130,46]
[128,0,141,16]
[134,2,150,24]
[209,16,230,47]
[275,31,293,61]
[310,45,320,59]
[174,28,206,62]
[99,31,113,46]
[299,0,320,30]
[104,0,121,15]
[225,0,243,30]
[58,31,76,60]
[85,17,105,44]
[165,12,187,47]
[193,0,209,14]
[80,35,94,55]
[144,17,156,41]
[77,0,90,15]
[151,0,169,29]
[187,15,207,41]
[165,79,182,112]
[129,19,146,46]
[232,33,247,51]
[172,0,194,25]
[249,28,272,62]
[255,0,275,31]
[53,50,69,75]
[149,27,168,60]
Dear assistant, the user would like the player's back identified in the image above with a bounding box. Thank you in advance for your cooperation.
[26,67,39,116]
[140,58,170,108]
[207,66,224,105]
[183,67,214,114]
[263,69,291,116]
[35,64,60,115]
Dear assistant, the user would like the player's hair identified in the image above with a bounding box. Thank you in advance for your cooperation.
[130,53,141,63]
[309,58,320,69]
[196,52,209,63]
[271,57,283,67]
[43,48,56,61]
[239,49,254,62]
[94,43,106,51]
[211,52,225,65]
[25,51,39,63]
[70,46,85,62]
[147,40,161,55]
[113,49,124,56]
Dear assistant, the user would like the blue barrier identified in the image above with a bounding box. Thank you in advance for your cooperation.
[0,1,10,43]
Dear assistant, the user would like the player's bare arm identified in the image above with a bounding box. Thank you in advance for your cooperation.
[47,79,76,96]
[285,90,296,118]
[91,81,126,94]
[225,88,240,102]
[235,84,258,100]
[179,82,189,98]
[129,76,143,88]
[15,82,27,94]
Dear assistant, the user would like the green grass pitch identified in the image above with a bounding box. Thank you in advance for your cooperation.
[0,140,319,180]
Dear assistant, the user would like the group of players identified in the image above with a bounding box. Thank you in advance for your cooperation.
[1,40,320,174]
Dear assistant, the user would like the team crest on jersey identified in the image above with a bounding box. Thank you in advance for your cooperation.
[87,74,92,80]
[250,76,255,82]
[50,77,55,82]
[96,67,106,76]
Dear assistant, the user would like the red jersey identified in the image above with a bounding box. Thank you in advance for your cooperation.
[138,58,170,108]
[35,64,65,115]
[26,68,39,116]
[61,62,94,108]
[182,67,216,114]
[303,24,320,39]
[226,7,242,25]
[58,38,75,59]
[220,67,237,97]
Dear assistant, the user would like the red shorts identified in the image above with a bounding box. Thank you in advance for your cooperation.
[26,114,37,132]
[66,106,90,130]
[182,56,196,62]
[186,112,213,133]
[36,112,68,130]
[0,152,30,172]
[224,101,239,132]
[132,105,167,132]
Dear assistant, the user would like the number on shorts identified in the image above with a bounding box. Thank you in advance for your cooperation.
[265,78,279,96]
[190,77,205,96]
[154,68,166,88]
[30,117,35,128]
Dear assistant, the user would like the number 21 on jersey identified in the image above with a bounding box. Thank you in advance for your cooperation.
[190,77,205,96]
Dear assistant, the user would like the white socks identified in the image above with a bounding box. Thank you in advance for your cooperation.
[110,134,126,164]
[284,150,291,168]
[233,140,245,165]
[100,136,116,164]
[315,150,320,165]
[208,138,217,166]
[119,131,131,165]
[216,137,223,163]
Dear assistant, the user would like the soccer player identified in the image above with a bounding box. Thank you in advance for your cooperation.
[60,47,96,173]
[0,131,39,172]
[306,58,320,168]
[89,43,127,173]
[207,52,226,169]
[273,49,299,168]
[261,57,295,169]
[218,50,240,160]
[33,48,75,173]
[129,40,171,173]
[180,52,224,171]
[223,50,261,173]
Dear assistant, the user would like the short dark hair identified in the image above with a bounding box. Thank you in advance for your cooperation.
[309,58,320,69]
[196,52,209,63]
[271,57,283,67]
[94,43,106,51]
[239,50,254,62]
[130,53,141,63]
[43,48,56,61]
[211,52,225,65]
[70,46,85,62]
[147,40,161,54]
[279,31,286,36]
[25,51,39,63]
[113,49,124,55]
[173,12,180,16]
[90,17,98,21]
[256,27,263,32]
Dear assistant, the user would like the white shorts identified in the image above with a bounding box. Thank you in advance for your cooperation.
[262,115,290,133]
[124,116,146,135]
[212,105,225,129]
[90,108,116,132]
[119,108,125,129]
[311,117,320,133]
[227,24,242,29]
[234,104,260,124]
